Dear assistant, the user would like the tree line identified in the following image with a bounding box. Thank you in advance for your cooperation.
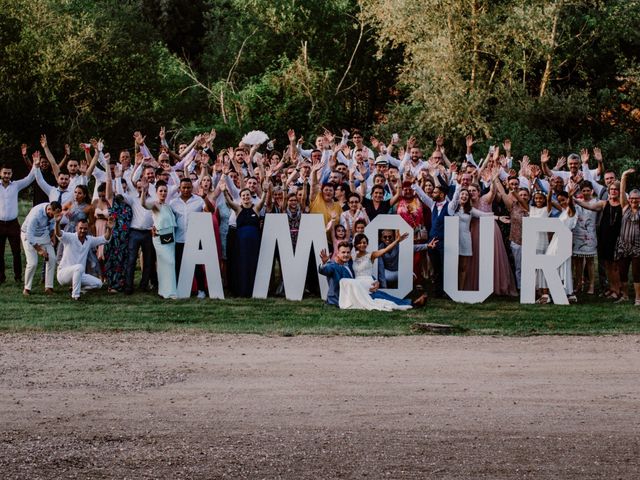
[1,0,638,172]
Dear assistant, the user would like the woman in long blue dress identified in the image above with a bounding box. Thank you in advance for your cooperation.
[220,177,266,297]
[104,180,132,292]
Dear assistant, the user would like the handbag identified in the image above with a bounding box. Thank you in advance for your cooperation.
[159,232,174,244]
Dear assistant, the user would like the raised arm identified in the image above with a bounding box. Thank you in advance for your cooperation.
[105,156,113,203]
[40,134,60,177]
[540,149,552,178]
[546,189,554,213]
[371,232,409,260]
[620,168,635,210]
[253,181,269,214]
[573,194,605,211]
[219,177,241,214]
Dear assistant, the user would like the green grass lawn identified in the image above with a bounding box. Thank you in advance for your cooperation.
[3,201,639,336]
[1,277,639,335]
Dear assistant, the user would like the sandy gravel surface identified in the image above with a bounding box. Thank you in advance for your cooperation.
[1,333,639,479]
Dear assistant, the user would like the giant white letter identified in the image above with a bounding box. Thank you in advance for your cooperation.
[253,214,329,300]
[177,212,224,299]
[443,216,495,303]
[364,214,414,299]
[520,217,571,304]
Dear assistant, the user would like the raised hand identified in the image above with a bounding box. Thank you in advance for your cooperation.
[32,151,41,167]
[502,138,511,154]
[287,129,296,143]
[159,126,165,140]
[323,129,335,144]
[530,164,541,179]
[319,248,330,264]
[580,148,589,164]
[519,156,530,177]
[407,135,416,149]
[465,135,476,152]
[133,131,146,145]
[622,168,636,176]
[21,144,28,156]
[40,134,47,149]
[554,156,566,171]
[593,147,603,162]
[79,159,88,175]
[435,135,444,148]
[540,149,550,164]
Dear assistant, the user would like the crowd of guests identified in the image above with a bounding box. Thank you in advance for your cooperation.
[0,127,639,307]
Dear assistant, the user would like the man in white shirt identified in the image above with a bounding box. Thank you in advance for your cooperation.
[35,168,73,205]
[55,216,114,300]
[115,171,155,294]
[0,159,37,283]
[169,178,205,296]
[20,201,62,295]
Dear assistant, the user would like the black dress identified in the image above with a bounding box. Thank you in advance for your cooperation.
[597,202,622,261]
[235,206,261,297]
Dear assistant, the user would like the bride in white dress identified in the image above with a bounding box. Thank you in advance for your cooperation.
[546,191,578,302]
[339,232,429,310]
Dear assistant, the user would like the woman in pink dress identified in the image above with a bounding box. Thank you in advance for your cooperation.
[465,174,517,296]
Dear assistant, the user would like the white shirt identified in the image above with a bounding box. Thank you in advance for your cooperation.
[69,174,88,190]
[170,195,205,243]
[21,203,54,244]
[401,153,428,177]
[35,169,73,205]
[115,178,153,230]
[0,167,36,221]
[57,231,107,270]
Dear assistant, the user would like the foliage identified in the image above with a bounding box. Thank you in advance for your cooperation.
[0,0,195,160]
[363,0,640,164]
[0,0,638,171]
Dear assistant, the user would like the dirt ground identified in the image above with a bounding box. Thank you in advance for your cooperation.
[0,333,639,479]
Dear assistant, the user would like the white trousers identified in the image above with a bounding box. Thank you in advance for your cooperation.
[57,264,102,299]
[21,233,56,290]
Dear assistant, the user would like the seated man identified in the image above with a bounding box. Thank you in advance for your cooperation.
[318,241,355,306]
[54,215,115,300]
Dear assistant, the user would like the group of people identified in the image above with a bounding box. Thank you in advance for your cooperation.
[1,127,639,308]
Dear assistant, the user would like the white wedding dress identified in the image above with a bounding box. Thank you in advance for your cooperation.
[338,253,412,311]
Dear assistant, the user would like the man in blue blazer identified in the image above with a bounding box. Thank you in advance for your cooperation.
[429,184,449,297]
[318,241,355,306]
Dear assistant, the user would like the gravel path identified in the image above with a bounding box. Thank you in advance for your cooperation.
[1,333,639,478]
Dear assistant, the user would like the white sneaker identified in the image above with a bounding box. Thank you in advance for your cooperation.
[197,290,206,299]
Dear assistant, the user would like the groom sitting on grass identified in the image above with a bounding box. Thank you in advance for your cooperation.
[318,241,357,307]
